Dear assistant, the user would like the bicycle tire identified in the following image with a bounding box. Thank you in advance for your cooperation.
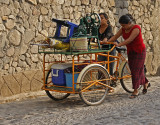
[120,62,142,93]
[45,69,70,101]
[77,64,110,106]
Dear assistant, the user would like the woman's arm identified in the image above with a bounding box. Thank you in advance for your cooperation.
[90,38,94,42]
[117,28,140,47]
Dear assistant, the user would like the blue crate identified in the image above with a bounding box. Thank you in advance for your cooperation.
[65,73,79,88]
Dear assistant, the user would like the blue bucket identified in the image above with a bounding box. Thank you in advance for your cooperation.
[65,73,79,88]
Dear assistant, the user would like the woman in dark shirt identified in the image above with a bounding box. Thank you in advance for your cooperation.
[98,13,116,75]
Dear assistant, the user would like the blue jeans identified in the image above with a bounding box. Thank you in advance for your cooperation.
[98,48,116,75]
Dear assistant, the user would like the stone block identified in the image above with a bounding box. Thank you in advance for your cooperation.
[31,79,42,91]
[5,19,15,29]
[23,70,37,81]
[24,29,35,44]
[76,0,81,6]
[0,0,9,4]
[145,52,153,73]
[21,74,31,93]
[133,1,139,6]
[31,45,38,54]
[2,16,8,21]
[82,0,89,5]
[33,70,43,81]
[38,0,49,4]
[31,54,39,63]
[27,0,37,5]
[64,0,71,6]
[26,58,32,65]
[35,34,45,42]
[116,0,124,8]
[20,43,28,55]
[41,6,48,15]
[32,8,40,16]
[6,47,15,57]
[3,74,20,95]
[0,24,5,31]
[71,0,76,6]
[8,30,21,46]
[0,73,4,89]
[40,30,48,37]
[16,67,22,72]
[156,66,160,76]
[1,84,13,97]
[109,0,115,7]
[8,15,16,20]
[0,50,4,58]
[13,73,23,86]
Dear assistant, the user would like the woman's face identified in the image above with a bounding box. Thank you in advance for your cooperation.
[100,15,108,25]
[120,22,132,30]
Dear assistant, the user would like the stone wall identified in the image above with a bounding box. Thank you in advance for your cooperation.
[0,0,159,97]
[128,0,160,75]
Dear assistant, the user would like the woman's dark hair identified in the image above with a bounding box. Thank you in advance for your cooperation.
[99,13,110,25]
[119,14,136,24]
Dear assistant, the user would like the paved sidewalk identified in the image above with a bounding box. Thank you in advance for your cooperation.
[0,76,160,125]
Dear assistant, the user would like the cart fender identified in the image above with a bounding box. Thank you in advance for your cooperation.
[118,60,127,78]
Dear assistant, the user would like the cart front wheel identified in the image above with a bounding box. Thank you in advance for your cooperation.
[45,69,70,101]
[77,64,110,106]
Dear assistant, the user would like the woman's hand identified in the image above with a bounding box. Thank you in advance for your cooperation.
[112,42,119,46]
[100,38,108,45]
[100,41,103,45]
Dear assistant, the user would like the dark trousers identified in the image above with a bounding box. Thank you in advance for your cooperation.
[128,49,149,89]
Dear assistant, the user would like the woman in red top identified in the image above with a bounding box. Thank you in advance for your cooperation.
[101,14,150,99]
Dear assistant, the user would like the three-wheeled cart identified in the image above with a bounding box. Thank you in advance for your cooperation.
[35,13,132,106]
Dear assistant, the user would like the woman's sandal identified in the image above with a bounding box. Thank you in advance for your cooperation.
[129,93,139,99]
[142,83,151,94]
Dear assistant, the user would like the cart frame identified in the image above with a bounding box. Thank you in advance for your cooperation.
[39,45,133,105]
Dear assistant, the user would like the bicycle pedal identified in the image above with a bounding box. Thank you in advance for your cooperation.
[110,81,117,87]
[110,84,117,87]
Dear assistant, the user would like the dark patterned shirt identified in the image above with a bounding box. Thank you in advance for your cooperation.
[98,25,114,49]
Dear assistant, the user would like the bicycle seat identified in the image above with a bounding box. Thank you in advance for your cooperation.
[116,47,126,53]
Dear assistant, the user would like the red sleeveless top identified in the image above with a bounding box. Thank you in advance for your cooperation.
[122,25,145,54]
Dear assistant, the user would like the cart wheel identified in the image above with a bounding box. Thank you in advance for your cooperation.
[45,69,70,101]
[120,62,142,93]
[77,64,110,106]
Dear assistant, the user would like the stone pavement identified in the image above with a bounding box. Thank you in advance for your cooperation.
[0,76,160,125]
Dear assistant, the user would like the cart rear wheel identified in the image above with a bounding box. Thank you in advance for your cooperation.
[77,64,110,106]
[45,69,70,101]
